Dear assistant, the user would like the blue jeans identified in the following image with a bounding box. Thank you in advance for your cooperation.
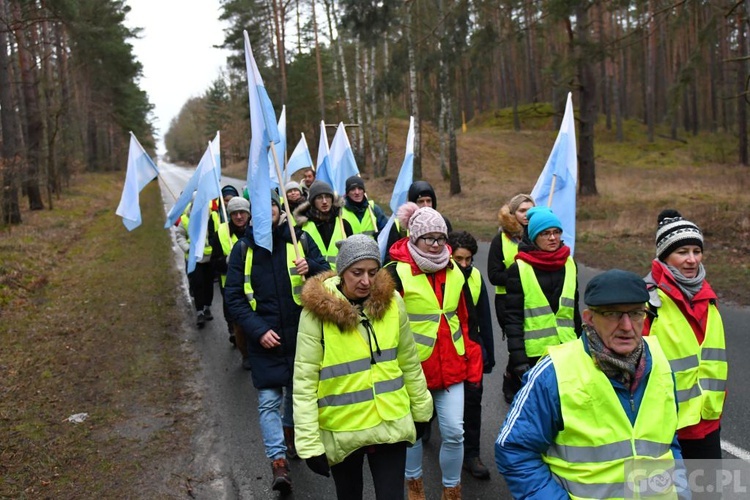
[258,384,294,459]
[405,382,464,487]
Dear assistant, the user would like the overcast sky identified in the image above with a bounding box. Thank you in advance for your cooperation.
[125,0,231,154]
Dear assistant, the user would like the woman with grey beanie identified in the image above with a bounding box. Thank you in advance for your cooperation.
[293,234,432,499]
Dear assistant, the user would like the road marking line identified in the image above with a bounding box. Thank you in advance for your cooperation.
[721,439,750,461]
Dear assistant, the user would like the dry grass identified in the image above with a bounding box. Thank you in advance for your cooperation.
[0,174,197,498]
[235,115,750,305]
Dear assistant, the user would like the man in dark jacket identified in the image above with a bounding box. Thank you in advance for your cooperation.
[225,190,329,494]
[385,180,453,261]
[341,175,388,238]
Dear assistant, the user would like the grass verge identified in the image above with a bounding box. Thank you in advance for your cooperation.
[0,174,197,498]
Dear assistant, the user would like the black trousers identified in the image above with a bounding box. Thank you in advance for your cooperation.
[680,427,723,500]
[187,261,214,311]
[330,442,408,500]
[464,379,483,459]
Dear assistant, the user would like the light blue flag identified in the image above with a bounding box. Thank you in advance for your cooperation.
[285,133,314,180]
[315,120,334,189]
[186,143,221,273]
[531,92,578,254]
[328,122,360,195]
[244,30,280,252]
[378,116,415,260]
[268,105,286,189]
[116,133,159,231]
[165,132,220,228]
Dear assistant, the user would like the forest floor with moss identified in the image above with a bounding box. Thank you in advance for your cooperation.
[1,110,748,497]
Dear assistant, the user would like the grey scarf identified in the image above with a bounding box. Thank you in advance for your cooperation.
[585,324,644,390]
[665,263,706,301]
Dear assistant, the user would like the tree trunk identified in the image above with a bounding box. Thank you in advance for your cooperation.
[377,37,390,177]
[0,0,21,224]
[312,0,325,120]
[322,0,341,95]
[524,0,537,101]
[738,12,748,165]
[407,0,421,179]
[646,0,656,142]
[13,1,44,210]
[271,0,287,103]
[330,1,358,162]
[355,38,366,167]
[576,2,598,196]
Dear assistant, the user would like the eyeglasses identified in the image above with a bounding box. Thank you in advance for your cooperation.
[591,309,649,322]
[538,229,563,238]
[419,236,447,246]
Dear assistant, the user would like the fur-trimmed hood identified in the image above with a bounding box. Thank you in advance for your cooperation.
[293,196,346,226]
[300,270,396,331]
[497,204,524,240]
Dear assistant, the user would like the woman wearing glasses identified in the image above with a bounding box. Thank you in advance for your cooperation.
[503,206,581,402]
[386,202,483,500]
[644,210,727,461]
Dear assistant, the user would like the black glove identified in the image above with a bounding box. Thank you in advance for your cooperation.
[305,454,330,477]
[512,363,531,379]
[414,421,429,440]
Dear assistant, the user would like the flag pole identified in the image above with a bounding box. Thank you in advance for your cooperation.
[129,131,178,201]
[547,174,557,208]
[269,140,302,261]
[208,139,228,223]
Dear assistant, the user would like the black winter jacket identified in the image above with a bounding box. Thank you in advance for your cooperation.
[225,220,329,389]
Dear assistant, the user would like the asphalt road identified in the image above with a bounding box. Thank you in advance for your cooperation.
[156,162,750,499]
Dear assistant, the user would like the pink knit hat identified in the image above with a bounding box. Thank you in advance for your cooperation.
[397,202,448,243]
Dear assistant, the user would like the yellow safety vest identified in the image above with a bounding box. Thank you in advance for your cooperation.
[317,290,411,431]
[648,292,727,428]
[302,218,345,270]
[395,261,465,362]
[342,201,378,237]
[217,222,239,287]
[518,258,577,357]
[243,241,305,308]
[495,232,519,295]
[467,267,482,307]
[543,337,678,499]
[179,212,213,259]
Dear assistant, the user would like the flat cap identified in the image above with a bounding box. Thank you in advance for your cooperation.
[584,269,649,306]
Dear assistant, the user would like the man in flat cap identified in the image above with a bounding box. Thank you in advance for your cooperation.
[495,269,687,499]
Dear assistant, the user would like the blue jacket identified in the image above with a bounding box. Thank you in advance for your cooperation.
[225,220,329,389]
[495,335,686,499]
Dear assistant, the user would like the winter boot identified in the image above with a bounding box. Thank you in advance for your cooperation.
[441,484,462,500]
[407,477,425,500]
[196,310,206,328]
[463,456,490,479]
[283,426,298,459]
[271,458,292,494]
[203,305,213,321]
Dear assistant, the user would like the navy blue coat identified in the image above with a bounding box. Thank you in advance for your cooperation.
[225,220,329,389]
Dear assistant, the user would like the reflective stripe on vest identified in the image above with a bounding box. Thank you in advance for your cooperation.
[494,232,519,295]
[243,241,305,308]
[342,201,377,237]
[518,258,577,357]
[467,267,482,307]
[543,337,678,500]
[303,217,345,271]
[217,222,239,287]
[395,261,465,362]
[317,292,411,431]
[648,292,727,428]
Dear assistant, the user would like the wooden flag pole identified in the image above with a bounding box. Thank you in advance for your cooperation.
[547,174,558,208]
[270,140,303,262]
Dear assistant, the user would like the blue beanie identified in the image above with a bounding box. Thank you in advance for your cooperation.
[527,206,563,241]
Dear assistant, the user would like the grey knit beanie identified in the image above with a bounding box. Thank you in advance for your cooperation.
[285,181,302,193]
[655,209,703,261]
[308,180,334,202]
[227,196,250,214]
[335,234,381,276]
[508,193,535,214]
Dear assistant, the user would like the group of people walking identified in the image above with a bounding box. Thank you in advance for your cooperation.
[174,172,728,500]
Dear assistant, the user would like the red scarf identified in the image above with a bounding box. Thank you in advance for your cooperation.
[515,245,570,271]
